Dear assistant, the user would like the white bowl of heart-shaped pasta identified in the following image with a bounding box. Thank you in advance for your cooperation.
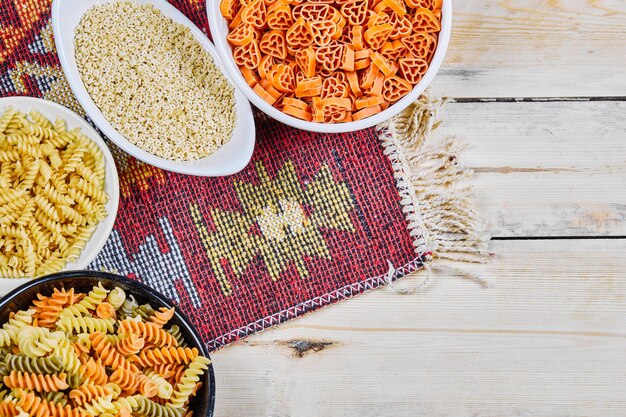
[0,97,119,291]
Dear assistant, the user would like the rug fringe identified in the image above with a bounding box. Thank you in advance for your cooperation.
[378,95,491,271]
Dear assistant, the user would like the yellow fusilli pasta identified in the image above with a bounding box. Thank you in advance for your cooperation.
[0,107,109,278]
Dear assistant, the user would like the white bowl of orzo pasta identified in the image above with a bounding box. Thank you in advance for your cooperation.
[0,97,119,292]
[52,0,256,177]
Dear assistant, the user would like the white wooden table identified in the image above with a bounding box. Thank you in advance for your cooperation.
[212,1,626,415]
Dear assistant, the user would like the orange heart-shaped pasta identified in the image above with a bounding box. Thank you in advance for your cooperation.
[425,32,438,61]
[267,4,294,30]
[380,40,407,62]
[382,75,412,102]
[359,63,380,90]
[270,63,296,93]
[224,0,443,123]
[398,57,429,84]
[367,12,390,29]
[340,0,368,26]
[286,17,313,49]
[370,51,398,76]
[364,23,393,50]
[323,97,352,122]
[328,111,347,123]
[240,67,259,87]
[400,32,432,58]
[337,25,353,45]
[311,97,324,122]
[382,0,407,16]
[352,25,365,51]
[308,20,336,46]
[411,8,441,33]
[229,7,244,29]
[293,3,332,21]
[295,47,317,78]
[331,71,348,84]
[354,48,371,70]
[259,30,287,59]
[345,71,362,96]
[364,72,385,96]
[355,95,384,110]
[233,40,262,69]
[297,75,323,91]
[341,45,355,72]
[295,70,307,85]
[295,86,323,98]
[318,67,336,78]
[323,99,351,122]
[316,43,344,72]
[330,6,343,24]
[283,97,309,111]
[322,77,350,99]
[374,2,390,15]
[227,23,256,46]
[253,84,278,105]
[260,78,283,100]
[220,0,240,20]
[241,0,267,29]
[354,49,370,60]
[353,105,382,121]
[295,75,323,98]
[389,13,412,40]
[258,55,276,79]
[283,105,313,121]
[331,11,347,40]
[406,0,435,9]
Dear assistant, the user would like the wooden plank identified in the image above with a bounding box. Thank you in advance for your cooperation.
[430,0,626,98]
[431,100,626,237]
[471,173,626,237]
[212,239,626,417]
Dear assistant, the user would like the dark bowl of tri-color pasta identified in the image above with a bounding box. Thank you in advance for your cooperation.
[0,270,215,417]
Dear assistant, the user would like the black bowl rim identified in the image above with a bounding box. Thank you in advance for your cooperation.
[0,270,216,416]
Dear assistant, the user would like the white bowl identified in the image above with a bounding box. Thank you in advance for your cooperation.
[207,1,452,134]
[52,0,255,177]
[0,96,120,292]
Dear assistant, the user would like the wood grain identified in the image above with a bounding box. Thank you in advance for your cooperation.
[185,18,626,409]
[206,2,626,415]
[433,101,626,237]
[212,239,626,417]
[430,0,626,98]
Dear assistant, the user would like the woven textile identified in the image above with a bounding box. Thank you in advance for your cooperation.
[0,0,431,350]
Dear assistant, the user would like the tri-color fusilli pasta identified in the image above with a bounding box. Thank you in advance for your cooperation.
[0,282,210,416]
[0,107,109,278]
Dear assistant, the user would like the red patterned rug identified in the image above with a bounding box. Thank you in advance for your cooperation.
[0,0,486,350]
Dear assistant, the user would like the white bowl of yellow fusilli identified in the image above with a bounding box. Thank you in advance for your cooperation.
[0,97,119,292]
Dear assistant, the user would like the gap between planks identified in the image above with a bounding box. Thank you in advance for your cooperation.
[452,96,626,103]
[493,236,626,241]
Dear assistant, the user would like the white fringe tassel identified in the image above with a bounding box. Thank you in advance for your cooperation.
[378,95,492,290]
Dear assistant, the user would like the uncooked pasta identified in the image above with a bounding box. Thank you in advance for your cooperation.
[0,283,210,416]
[74,1,237,161]
[0,107,108,278]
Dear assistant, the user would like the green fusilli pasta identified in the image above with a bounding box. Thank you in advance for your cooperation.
[3,354,63,375]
